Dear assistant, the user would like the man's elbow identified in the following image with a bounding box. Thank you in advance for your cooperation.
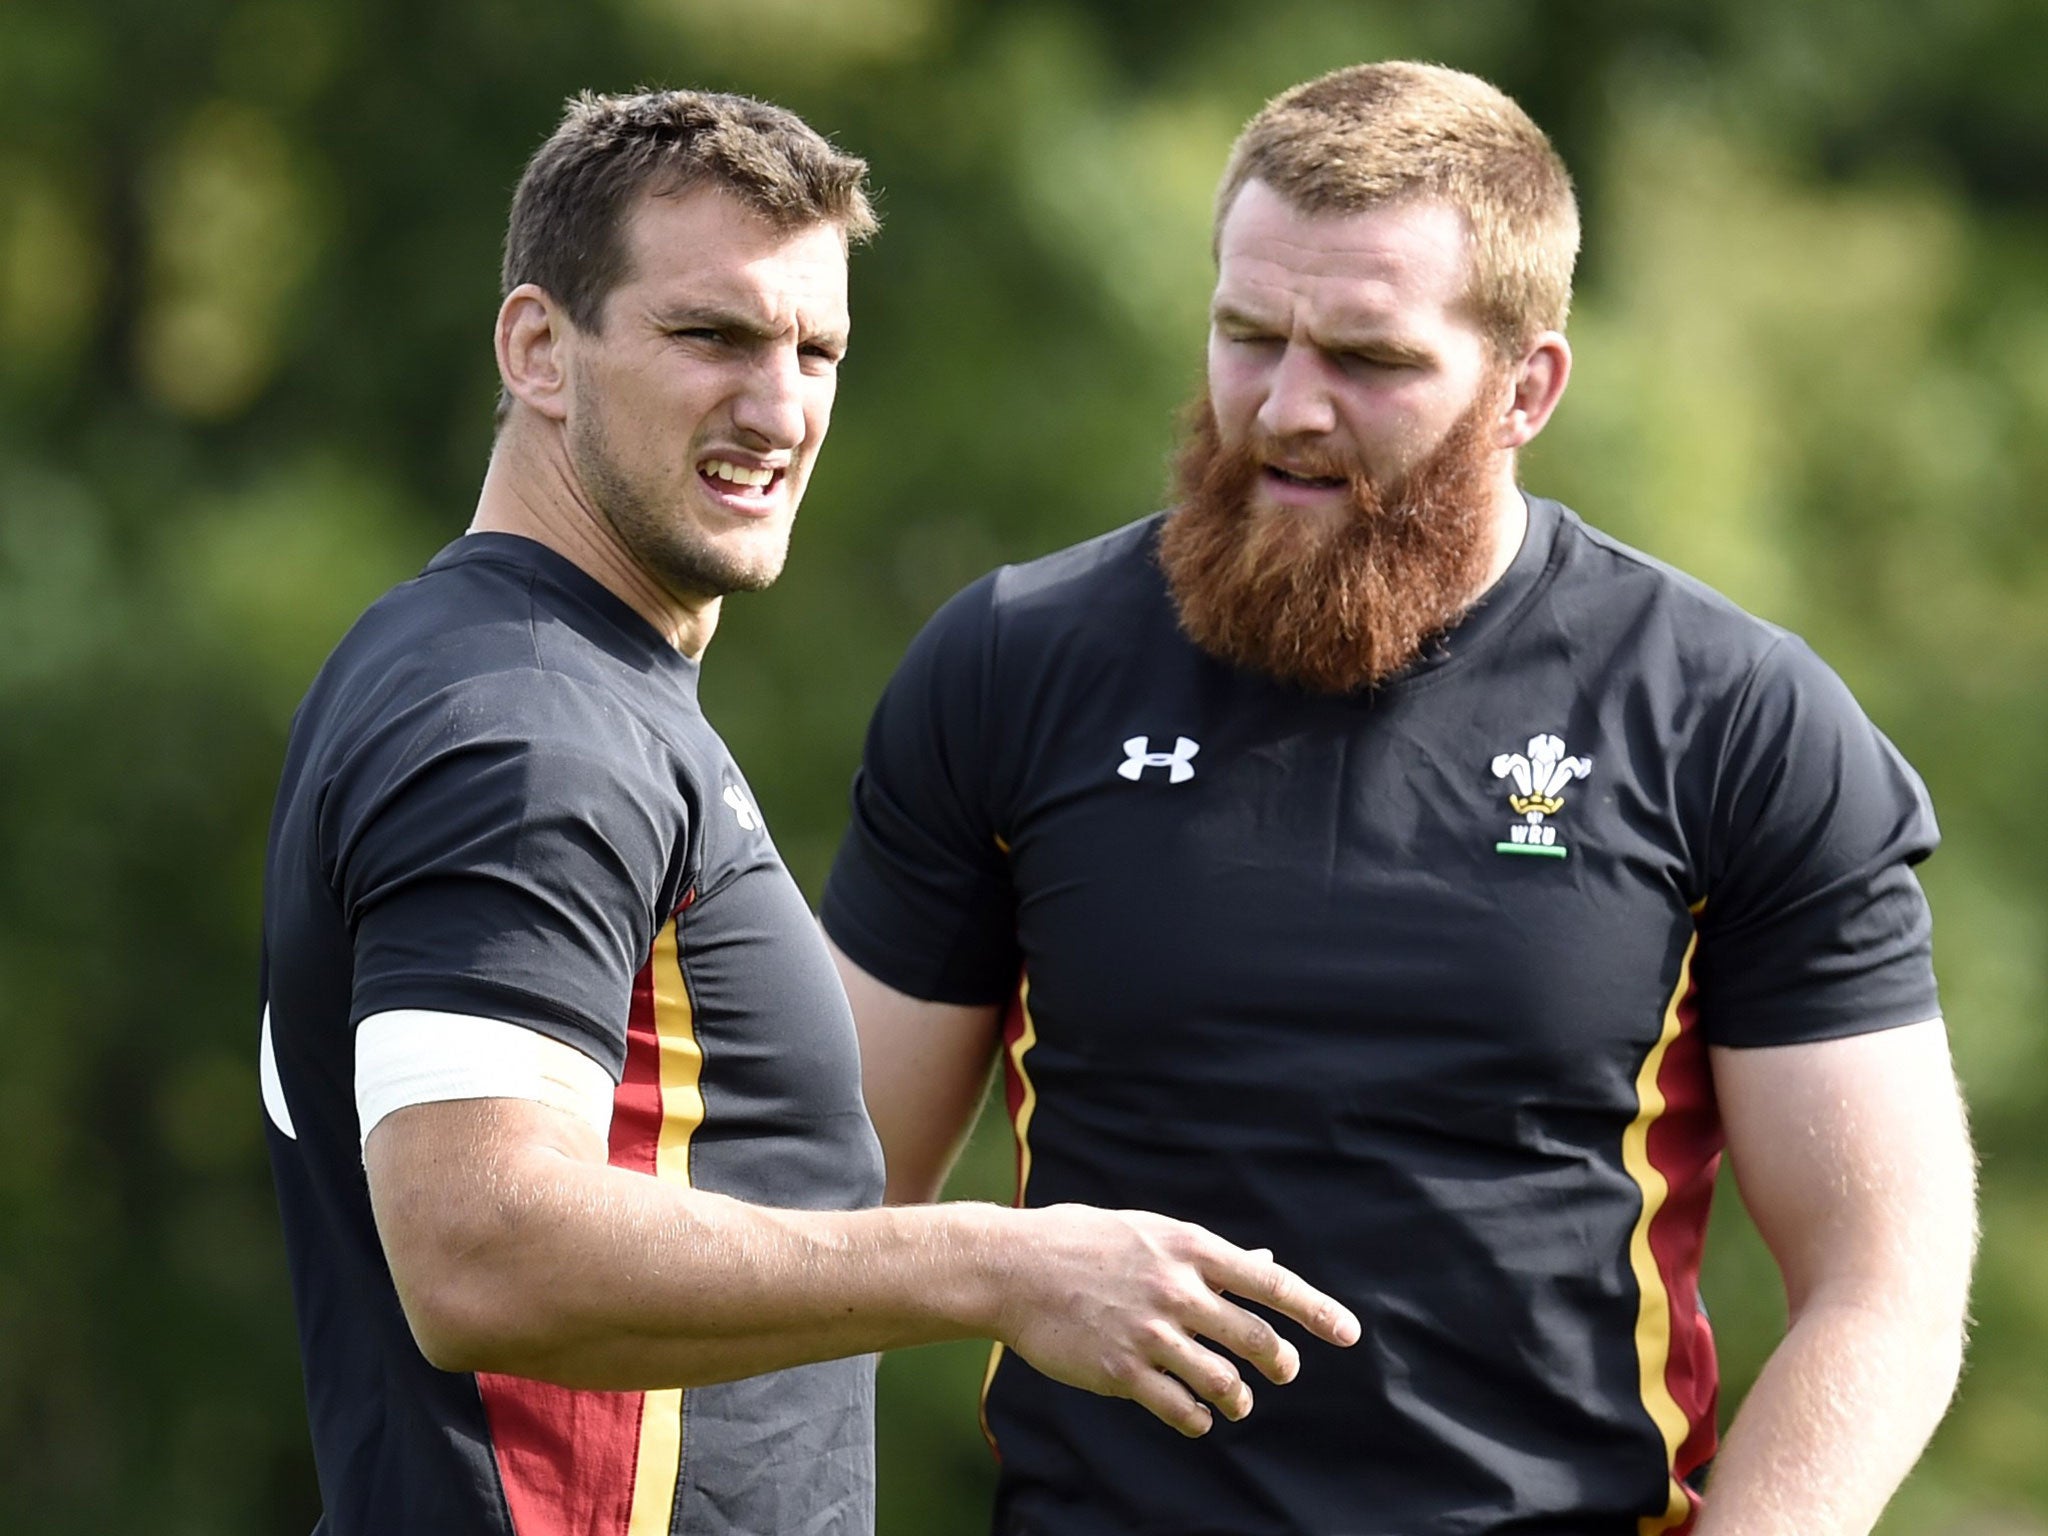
[1901,1287,1972,1430]
[364,1099,637,1379]
[1913,1174,1981,1393]
[397,1268,549,1376]
[392,1263,745,1391]
[1791,1233,1975,1407]
[1908,1261,1973,1378]
[378,1191,577,1376]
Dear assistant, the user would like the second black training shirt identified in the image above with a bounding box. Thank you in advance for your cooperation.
[822,495,1939,1536]
[262,533,885,1536]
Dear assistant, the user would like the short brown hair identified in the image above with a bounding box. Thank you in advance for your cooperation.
[503,87,878,334]
[1216,62,1578,356]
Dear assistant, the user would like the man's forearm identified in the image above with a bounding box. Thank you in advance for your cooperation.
[1692,1289,1966,1536]
[368,1096,1359,1434]
[406,1152,1013,1386]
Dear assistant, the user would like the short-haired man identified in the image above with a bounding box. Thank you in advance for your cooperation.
[824,63,1976,1535]
[259,88,1356,1536]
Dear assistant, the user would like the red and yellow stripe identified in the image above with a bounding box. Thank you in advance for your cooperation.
[478,900,705,1536]
[978,970,1041,1457]
[1622,919,1722,1534]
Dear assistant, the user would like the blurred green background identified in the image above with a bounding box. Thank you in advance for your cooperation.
[3,0,2045,1530]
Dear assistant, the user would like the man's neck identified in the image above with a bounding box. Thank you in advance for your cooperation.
[469,421,720,659]
[1473,467,1530,601]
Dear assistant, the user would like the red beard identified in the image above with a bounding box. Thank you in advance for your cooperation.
[1157,390,1503,693]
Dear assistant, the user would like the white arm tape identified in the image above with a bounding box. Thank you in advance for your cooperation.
[355,1010,615,1146]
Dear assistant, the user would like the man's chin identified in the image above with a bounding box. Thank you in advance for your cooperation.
[685,551,788,599]
[634,524,791,603]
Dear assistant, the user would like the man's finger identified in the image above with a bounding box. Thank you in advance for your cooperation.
[1186,1294,1301,1386]
[1126,1367,1216,1438]
[1213,1251,1361,1348]
[1150,1330,1255,1420]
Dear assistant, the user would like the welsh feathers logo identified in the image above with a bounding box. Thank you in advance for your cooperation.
[1490,733,1591,859]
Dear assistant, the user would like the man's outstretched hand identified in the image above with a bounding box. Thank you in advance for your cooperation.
[988,1204,1361,1437]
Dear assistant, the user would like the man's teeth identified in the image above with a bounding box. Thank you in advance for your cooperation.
[703,459,776,488]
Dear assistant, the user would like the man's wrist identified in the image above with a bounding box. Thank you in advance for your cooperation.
[893,1200,1020,1343]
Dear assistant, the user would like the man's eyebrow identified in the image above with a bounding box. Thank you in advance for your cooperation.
[651,304,778,338]
[1333,335,1437,365]
[1210,300,1282,332]
[651,305,848,352]
[1211,301,1436,364]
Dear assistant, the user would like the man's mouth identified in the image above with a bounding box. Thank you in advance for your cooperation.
[698,457,787,500]
[1262,464,1346,491]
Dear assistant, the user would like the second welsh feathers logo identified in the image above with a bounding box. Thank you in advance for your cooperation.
[1490,733,1591,859]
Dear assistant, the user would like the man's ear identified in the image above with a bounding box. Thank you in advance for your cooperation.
[496,284,574,423]
[1496,332,1572,450]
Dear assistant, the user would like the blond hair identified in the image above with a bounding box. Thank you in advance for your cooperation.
[1216,62,1579,355]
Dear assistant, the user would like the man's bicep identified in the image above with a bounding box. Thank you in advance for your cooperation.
[356,1010,619,1282]
[1711,1021,1975,1313]
[830,938,1001,1204]
[364,1091,611,1221]
[822,575,1015,1199]
[821,574,1023,1004]
[363,1093,610,1364]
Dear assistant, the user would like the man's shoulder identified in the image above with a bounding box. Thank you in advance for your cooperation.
[987,514,1166,610]
[297,537,696,784]
[960,514,1175,653]
[334,533,670,678]
[315,533,549,681]
[1541,500,1795,676]
[987,514,1179,622]
[901,514,1170,669]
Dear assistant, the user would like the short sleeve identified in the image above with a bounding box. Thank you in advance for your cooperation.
[326,672,686,1078]
[821,575,1021,1005]
[1692,635,1940,1047]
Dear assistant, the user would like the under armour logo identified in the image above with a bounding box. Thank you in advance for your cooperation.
[1118,735,1199,784]
[722,784,761,831]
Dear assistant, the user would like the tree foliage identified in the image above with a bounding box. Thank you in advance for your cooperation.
[2,2,2044,1530]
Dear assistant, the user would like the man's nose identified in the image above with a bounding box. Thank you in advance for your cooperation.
[730,347,809,449]
[1255,342,1337,440]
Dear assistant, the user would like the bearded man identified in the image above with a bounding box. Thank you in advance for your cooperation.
[820,62,1975,1536]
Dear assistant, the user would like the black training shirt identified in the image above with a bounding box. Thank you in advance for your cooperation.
[822,497,1938,1536]
[262,533,884,1536]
